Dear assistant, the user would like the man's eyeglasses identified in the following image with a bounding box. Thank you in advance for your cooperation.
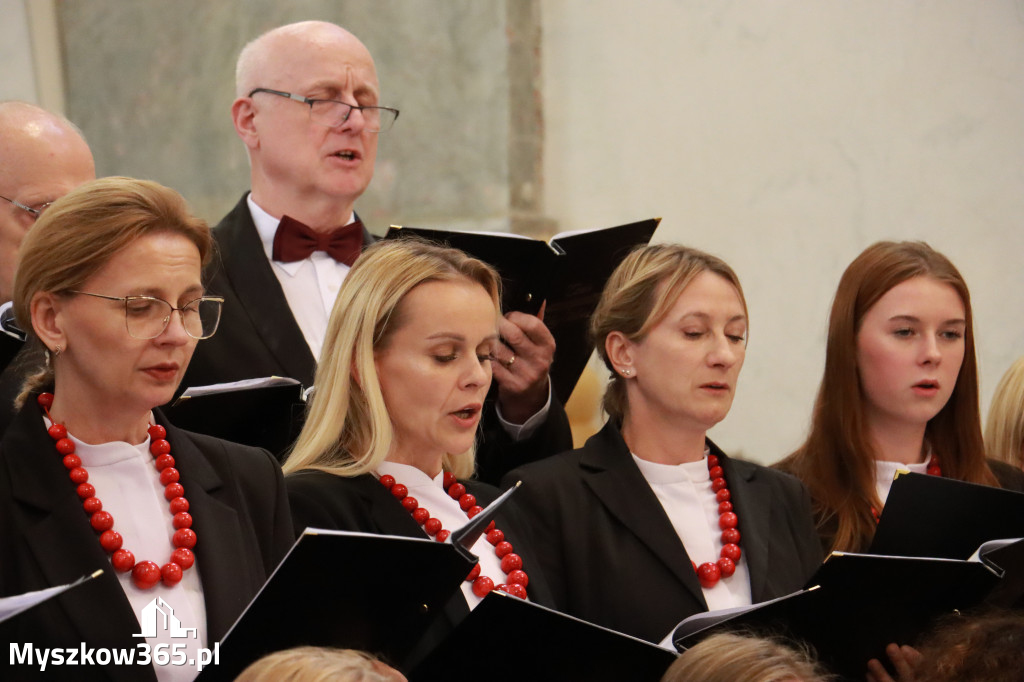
[69,291,225,340]
[0,194,52,219]
[248,88,399,133]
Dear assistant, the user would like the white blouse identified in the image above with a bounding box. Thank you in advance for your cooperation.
[55,417,207,682]
[874,459,929,506]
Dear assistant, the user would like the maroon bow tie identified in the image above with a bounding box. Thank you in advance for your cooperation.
[272,215,364,266]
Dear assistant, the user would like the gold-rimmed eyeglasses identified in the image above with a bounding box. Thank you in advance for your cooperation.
[69,291,224,340]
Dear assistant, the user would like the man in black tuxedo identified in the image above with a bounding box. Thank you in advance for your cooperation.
[183,21,570,483]
[0,101,95,374]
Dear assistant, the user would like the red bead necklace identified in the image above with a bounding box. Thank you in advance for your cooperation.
[379,471,530,600]
[871,454,941,523]
[691,453,742,590]
[38,392,197,590]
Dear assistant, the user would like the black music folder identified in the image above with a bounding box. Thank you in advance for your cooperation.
[670,552,999,681]
[196,529,475,681]
[165,378,306,459]
[869,471,1024,560]
[385,218,660,402]
[409,590,678,682]
[197,484,518,680]
[0,570,102,625]
[976,537,1024,609]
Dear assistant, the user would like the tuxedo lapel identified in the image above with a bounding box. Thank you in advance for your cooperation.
[212,196,316,384]
[580,423,708,609]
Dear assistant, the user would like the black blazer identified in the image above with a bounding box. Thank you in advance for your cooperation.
[0,397,295,682]
[502,421,823,644]
[285,469,553,668]
[183,194,572,484]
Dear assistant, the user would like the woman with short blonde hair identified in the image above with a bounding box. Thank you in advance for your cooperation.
[0,177,293,681]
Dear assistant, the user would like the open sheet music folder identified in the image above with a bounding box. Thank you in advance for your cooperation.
[197,483,519,680]
[408,590,678,682]
[165,378,306,459]
[975,537,1024,608]
[384,218,660,402]
[869,471,1024,560]
[0,570,103,625]
[670,551,999,681]
[195,529,475,681]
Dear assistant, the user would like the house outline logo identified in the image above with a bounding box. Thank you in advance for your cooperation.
[133,596,198,639]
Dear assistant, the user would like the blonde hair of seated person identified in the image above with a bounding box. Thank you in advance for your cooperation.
[234,646,406,682]
[662,632,833,682]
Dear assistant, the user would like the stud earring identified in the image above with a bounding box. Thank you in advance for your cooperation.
[45,345,63,368]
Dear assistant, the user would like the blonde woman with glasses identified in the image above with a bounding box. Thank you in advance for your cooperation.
[0,177,293,682]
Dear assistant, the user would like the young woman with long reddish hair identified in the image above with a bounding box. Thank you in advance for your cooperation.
[777,241,1024,554]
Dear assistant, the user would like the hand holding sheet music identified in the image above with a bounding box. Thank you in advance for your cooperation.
[385,218,660,401]
[492,309,556,424]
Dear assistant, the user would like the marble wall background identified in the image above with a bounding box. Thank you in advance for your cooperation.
[6,0,1024,464]
[57,0,528,232]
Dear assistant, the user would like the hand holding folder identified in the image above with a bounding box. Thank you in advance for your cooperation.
[384,218,660,402]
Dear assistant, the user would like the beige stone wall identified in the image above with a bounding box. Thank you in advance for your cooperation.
[9,1,1024,462]
[56,0,532,232]
[542,0,1024,462]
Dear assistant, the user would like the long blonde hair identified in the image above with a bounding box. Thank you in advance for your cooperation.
[283,239,500,479]
[984,356,1024,469]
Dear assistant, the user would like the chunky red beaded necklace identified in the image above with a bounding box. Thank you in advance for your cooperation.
[379,471,529,600]
[871,454,942,523]
[38,392,198,590]
[691,453,742,590]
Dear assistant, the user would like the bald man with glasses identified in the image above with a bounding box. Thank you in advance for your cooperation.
[0,102,95,372]
[182,21,571,483]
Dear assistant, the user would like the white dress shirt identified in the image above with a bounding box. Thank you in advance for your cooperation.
[874,459,928,506]
[247,195,549,436]
[248,195,353,360]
